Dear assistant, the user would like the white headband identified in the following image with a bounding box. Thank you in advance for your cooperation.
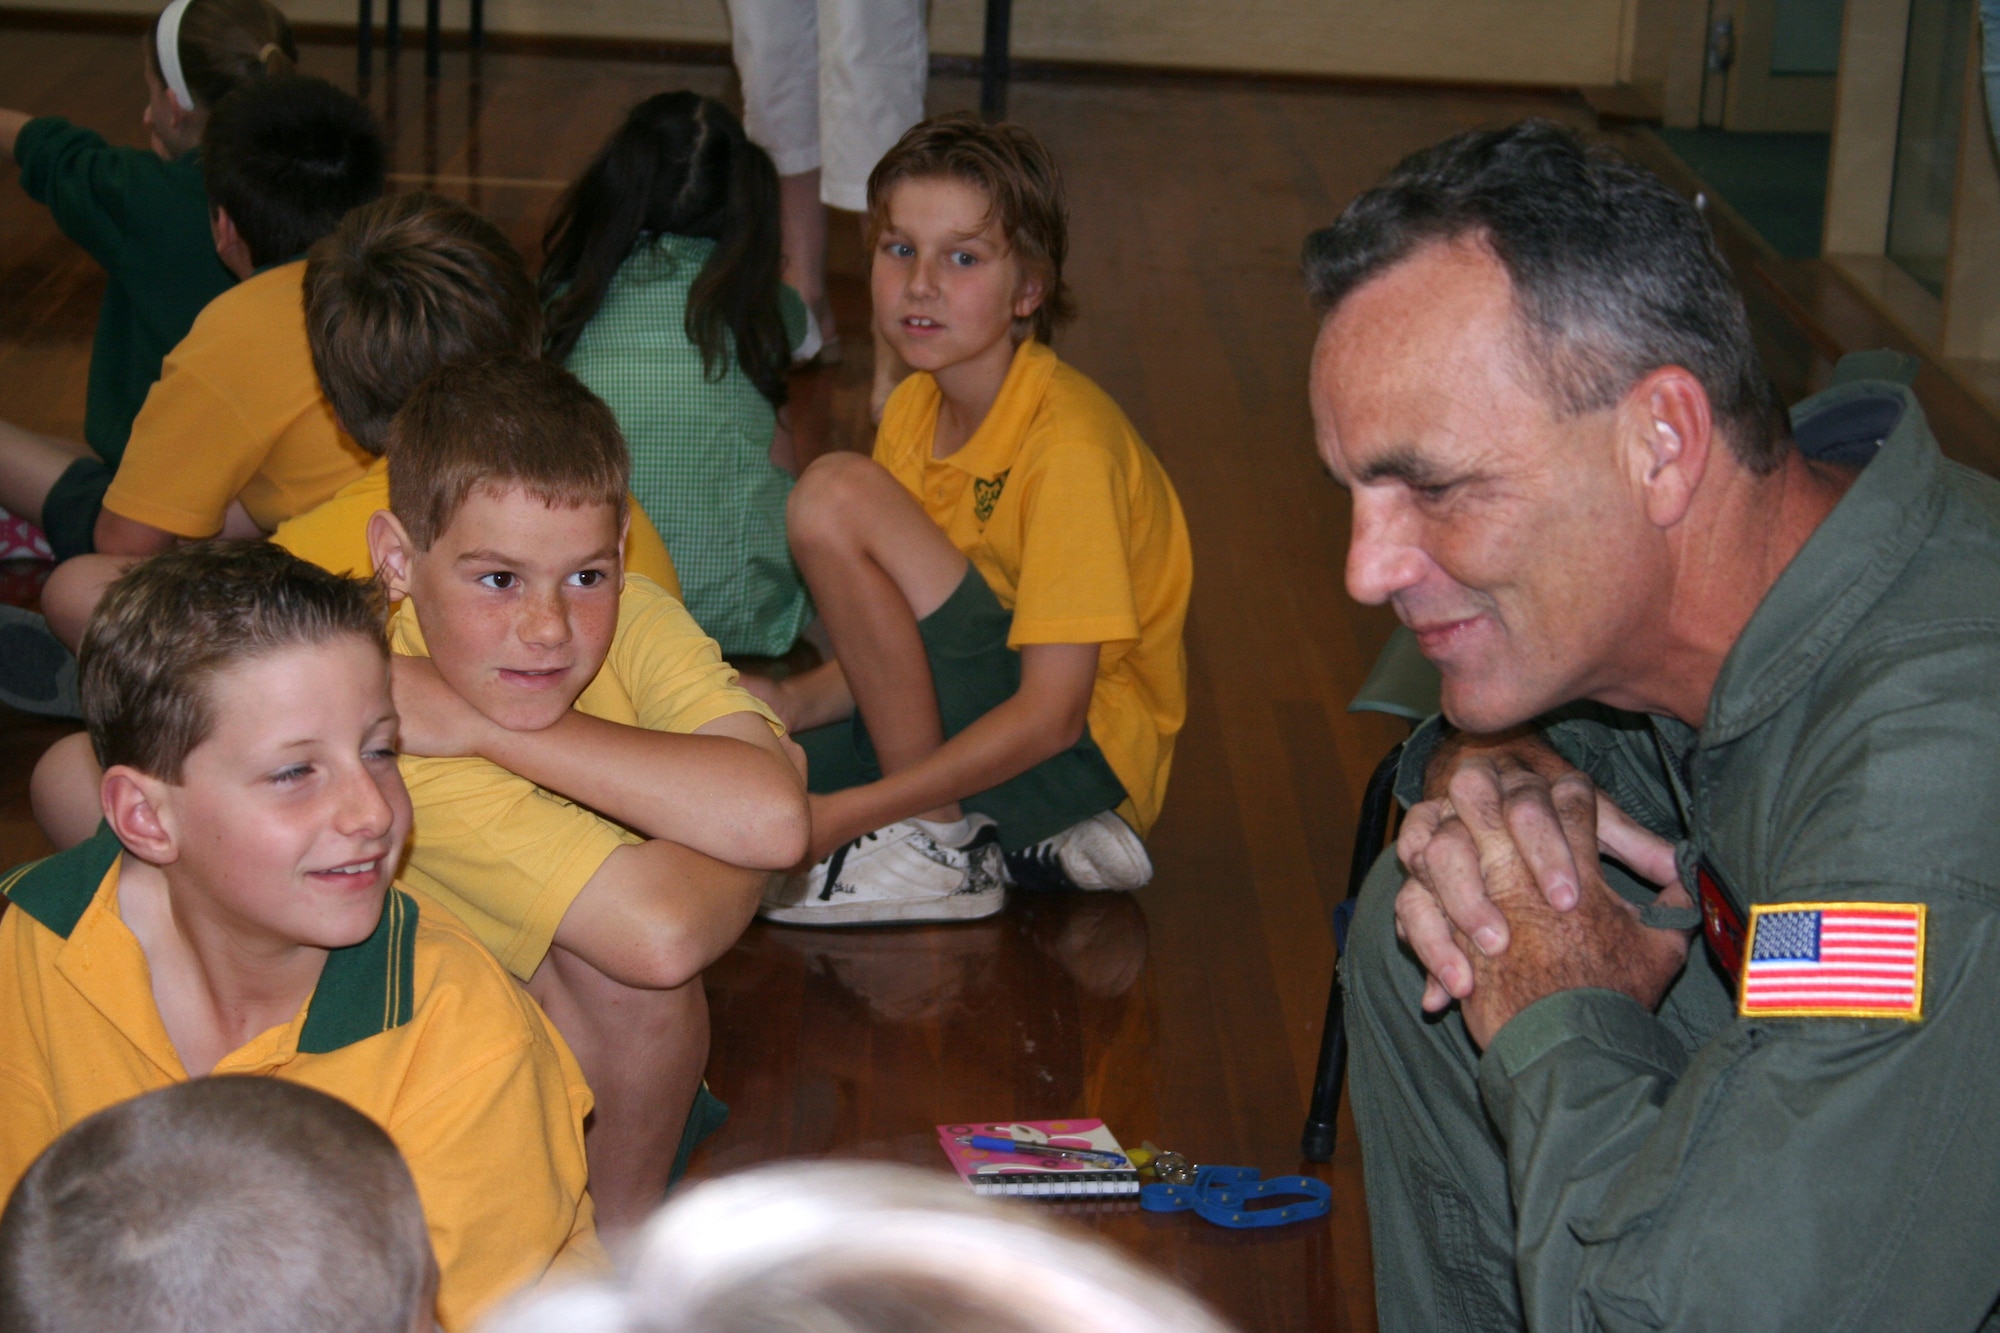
[157,0,197,113]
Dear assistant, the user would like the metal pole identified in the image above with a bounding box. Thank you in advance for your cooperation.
[469,0,484,50]
[357,0,373,79]
[385,0,400,54]
[424,0,441,78]
[980,0,1012,121]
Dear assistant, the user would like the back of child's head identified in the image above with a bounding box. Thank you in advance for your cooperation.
[79,540,386,783]
[306,191,541,455]
[482,1161,1236,1333]
[0,1077,433,1333]
[541,91,790,406]
[203,74,386,269]
[147,0,297,113]
[387,355,631,551]
[867,112,1075,344]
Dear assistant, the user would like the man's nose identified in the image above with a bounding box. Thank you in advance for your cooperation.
[1345,496,1429,606]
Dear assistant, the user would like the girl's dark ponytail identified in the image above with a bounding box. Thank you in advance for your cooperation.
[684,113,789,408]
[542,93,792,408]
[150,0,298,111]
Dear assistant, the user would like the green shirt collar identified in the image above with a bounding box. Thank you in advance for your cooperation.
[1703,381,1944,745]
[2,825,417,1054]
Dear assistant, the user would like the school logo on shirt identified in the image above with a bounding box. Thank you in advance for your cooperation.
[973,470,1010,523]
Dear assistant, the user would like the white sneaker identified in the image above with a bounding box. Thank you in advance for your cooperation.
[761,816,1006,925]
[1003,811,1154,891]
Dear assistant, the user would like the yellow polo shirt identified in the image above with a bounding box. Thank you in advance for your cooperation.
[873,338,1192,837]
[0,831,605,1332]
[103,261,372,537]
[390,574,779,979]
[271,456,685,600]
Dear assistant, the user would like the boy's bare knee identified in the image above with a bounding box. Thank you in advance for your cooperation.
[787,452,891,550]
[31,732,103,851]
[43,554,136,651]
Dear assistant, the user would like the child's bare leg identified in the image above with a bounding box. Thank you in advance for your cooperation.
[786,453,967,811]
[0,419,90,526]
[43,553,140,650]
[31,731,101,850]
[780,169,832,341]
[526,944,708,1233]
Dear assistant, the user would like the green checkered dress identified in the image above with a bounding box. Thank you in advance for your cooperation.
[562,233,812,658]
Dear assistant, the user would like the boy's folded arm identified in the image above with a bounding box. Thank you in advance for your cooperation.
[550,838,768,990]
[91,508,180,557]
[815,642,1099,851]
[476,706,809,869]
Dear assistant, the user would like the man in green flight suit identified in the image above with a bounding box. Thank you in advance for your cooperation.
[1307,121,2000,1331]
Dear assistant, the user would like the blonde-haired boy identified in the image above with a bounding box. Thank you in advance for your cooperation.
[749,113,1192,923]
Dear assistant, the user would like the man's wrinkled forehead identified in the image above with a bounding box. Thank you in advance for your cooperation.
[1310,238,1543,474]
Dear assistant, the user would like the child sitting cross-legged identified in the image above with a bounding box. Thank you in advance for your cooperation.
[0,1077,439,1333]
[747,113,1192,924]
[0,541,604,1331]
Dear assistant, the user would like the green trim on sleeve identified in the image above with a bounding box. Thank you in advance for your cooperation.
[298,888,419,1053]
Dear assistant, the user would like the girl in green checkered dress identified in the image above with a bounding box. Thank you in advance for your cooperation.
[543,92,813,659]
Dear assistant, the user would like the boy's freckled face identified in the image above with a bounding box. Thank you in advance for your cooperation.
[872,176,1040,376]
[169,637,410,951]
[406,485,624,732]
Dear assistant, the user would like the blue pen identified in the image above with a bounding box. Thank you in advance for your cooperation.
[957,1134,1127,1166]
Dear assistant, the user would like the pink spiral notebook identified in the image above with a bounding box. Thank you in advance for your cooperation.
[936,1118,1141,1197]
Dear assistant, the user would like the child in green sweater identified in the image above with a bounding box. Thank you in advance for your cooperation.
[0,0,295,561]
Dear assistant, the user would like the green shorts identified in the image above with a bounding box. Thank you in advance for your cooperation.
[41,456,113,561]
[796,566,1128,852]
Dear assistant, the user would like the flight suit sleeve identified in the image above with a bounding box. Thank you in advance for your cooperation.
[1474,627,2000,1332]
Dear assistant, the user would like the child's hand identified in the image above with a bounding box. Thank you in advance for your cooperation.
[389,653,496,759]
[735,672,792,729]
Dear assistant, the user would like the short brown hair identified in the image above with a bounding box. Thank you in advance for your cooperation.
[386,355,630,550]
[306,191,540,455]
[866,112,1074,344]
[0,1077,432,1333]
[80,541,386,783]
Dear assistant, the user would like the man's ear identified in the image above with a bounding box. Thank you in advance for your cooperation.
[101,766,178,867]
[210,207,255,280]
[368,509,418,602]
[1621,366,1714,529]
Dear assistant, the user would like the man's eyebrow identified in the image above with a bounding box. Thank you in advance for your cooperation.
[1351,446,1455,488]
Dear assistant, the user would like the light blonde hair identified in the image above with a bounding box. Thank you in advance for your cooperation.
[481,1161,1238,1333]
[0,1077,432,1333]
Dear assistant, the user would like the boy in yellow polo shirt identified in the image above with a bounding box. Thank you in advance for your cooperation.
[271,190,683,596]
[747,114,1192,924]
[363,355,808,1229]
[0,542,603,1331]
[2,74,383,717]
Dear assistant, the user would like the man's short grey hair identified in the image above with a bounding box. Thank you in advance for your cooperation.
[482,1161,1238,1333]
[1302,119,1789,473]
[0,1077,434,1333]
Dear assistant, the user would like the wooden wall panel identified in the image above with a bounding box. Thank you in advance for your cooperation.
[7,0,1635,87]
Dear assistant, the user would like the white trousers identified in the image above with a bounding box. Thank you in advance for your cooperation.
[727,0,929,212]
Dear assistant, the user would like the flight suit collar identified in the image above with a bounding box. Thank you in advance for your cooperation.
[1,826,418,1070]
[1701,382,1945,746]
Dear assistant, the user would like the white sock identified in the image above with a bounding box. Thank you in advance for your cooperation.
[910,814,974,846]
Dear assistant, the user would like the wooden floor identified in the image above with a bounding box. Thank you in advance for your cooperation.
[11,26,1997,1333]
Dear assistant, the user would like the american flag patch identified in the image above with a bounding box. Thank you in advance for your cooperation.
[1738,902,1925,1020]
